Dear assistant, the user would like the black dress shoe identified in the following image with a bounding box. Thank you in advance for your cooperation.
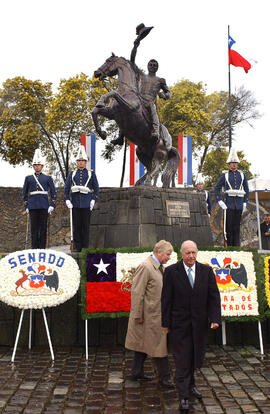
[180,398,189,411]
[190,386,202,399]
[159,379,175,389]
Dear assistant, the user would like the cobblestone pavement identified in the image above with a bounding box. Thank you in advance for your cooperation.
[0,345,270,414]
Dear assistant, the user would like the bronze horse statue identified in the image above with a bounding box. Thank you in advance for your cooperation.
[92,54,180,187]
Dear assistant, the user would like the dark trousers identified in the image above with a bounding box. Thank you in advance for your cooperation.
[29,209,48,249]
[73,208,91,252]
[173,341,195,398]
[131,351,171,381]
[226,208,242,246]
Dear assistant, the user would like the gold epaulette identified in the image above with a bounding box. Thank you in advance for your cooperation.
[222,170,229,174]
[88,169,93,172]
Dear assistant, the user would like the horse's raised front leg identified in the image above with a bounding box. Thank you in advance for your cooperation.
[91,106,114,140]
[97,90,138,112]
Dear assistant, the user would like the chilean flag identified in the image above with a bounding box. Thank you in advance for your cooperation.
[85,251,178,315]
[228,35,252,73]
[81,134,96,171]
[86,252,131,314]
[130,142,144,186]
[178,135,192,185]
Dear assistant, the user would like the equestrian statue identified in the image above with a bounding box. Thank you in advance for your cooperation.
[91,24,180,187]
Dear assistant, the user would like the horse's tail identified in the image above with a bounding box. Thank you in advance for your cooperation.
[161,146,181,188]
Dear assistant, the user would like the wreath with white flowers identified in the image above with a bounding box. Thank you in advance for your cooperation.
[0,249,80,309]
[197,250,259,317]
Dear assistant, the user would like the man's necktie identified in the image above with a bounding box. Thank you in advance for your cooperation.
[159,265,164,275]
[187,267,194,288]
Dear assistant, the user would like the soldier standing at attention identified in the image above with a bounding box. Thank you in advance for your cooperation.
[23,149,56,249]
[214,148,249,246]
[64,145,99,252]
[195,174,212,217]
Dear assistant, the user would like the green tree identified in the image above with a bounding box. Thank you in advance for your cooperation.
[158,80,211,157]
[0,75,114,182]
[158,81,260,171]
[201,148,252,187]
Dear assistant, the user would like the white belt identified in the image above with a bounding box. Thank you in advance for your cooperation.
[71,185,93,194]
[225,189,245,197]
[30,191,48,195]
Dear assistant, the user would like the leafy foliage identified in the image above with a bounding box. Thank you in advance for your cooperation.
[158,80,261,176]
[0,75,111,182]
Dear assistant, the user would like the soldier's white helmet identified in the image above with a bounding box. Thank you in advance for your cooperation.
[195,173,204,185]
[76,145,88,161]
[32,149,45,165]
[227,148,240,163]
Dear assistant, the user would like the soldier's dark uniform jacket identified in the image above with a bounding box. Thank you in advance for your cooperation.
[214,170,249,209]
[23,173,56,210]
[64,168,99,207]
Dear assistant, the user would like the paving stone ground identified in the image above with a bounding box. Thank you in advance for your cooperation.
[0,345,270,414]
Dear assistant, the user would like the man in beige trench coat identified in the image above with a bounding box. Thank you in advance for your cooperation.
[125,240,174,388]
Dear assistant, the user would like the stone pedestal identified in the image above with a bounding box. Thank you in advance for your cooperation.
[89,186,213,248]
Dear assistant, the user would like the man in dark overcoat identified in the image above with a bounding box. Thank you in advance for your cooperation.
[260,214,270,250]
[161,240,221,412]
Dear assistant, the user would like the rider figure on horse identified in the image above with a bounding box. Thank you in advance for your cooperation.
[113,24,171,146]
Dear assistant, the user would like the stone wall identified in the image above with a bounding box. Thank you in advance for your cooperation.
[89,187,213,248]
[0,186,213,253]
[0,187,69,253]
[1,186,269,253]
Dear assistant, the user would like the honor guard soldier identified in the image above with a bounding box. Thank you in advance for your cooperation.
[195,173,212,216]
[23,149,56,249]
[64,145,99,252]
[214,148,249,246]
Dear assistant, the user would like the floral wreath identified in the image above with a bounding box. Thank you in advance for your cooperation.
[0,249,80,309]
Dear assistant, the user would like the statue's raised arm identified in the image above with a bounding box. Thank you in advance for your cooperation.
[130,23,153,64]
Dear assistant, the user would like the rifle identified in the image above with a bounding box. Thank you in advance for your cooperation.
[70,209,74,252]
[223,209,228,247]
[25,213,29,250]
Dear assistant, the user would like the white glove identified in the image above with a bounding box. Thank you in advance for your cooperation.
[243,202,247,212]
[90,200,95,211]
[218,200,227,210]
[66,200,73,209]
[48,206,54,214]
[26,208,29,214]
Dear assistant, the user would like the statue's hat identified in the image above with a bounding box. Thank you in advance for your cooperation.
[76,145,88,161]
[32,148,45,165]
[136,23,153,41]
[227,147,240,163]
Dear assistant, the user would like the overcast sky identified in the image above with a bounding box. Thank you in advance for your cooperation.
[0,0,269,187]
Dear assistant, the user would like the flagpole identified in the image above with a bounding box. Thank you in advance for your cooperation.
[228,25,232,150]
